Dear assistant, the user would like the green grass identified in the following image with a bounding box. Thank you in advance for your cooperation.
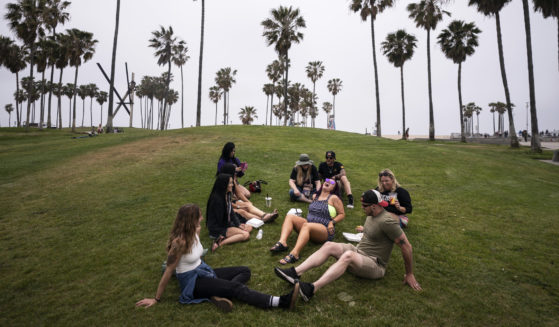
[0,126,558,326]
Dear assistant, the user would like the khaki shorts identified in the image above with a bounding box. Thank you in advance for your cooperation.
[340,243,386,279]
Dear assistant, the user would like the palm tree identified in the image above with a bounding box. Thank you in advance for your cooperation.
[53,32,70,129]
[42,0,70,129]
[86,83,98,128]
[51,82,62,127]
[77,85,88,127]
[327,78,343,119]
[95,90,108,128]
[239,106,258,125]
[407,0,450,141]
[262,83,274,125]
[322,101,333,116]
[381,30,417,140]
[4,42,27,127]
[5,0,47,131]
[208,85,222,126]
[438,20,481,143]
[63,82,74,127]
[521,0,541,152]
[106,0,120,133]
[149,26,184,131]
[262,6,306,126]
[305,61,325,128]
[350,0,396,137]
[266,59,284,126]
[533,0,559,70]
[66,28,97,132]
[193,0,205,127]
[215,67,237,125]
[172,42,189,128]
[35,38,54,130]
[287,82,304,125]
[5,104,14,127]
[468,0,519,148]
[14,89,27,126]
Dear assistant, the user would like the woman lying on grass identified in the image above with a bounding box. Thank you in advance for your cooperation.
[136,204,299,312]
[271,178,345,264]
[206,174,253,252]
[219,163,278,223]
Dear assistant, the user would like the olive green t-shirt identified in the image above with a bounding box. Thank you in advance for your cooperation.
[356,210,403,267]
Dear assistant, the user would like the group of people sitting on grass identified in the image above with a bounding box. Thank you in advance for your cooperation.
[136,142,420,312]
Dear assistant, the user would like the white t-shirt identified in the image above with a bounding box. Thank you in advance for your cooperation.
[175,234,203,274]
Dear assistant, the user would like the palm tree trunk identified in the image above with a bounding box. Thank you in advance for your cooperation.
[370,18,381,137]
[81,97,85,127]
[161,60,171,131]
[332,94,336,119]
[283,52,289,126]
[400,66,406,140]
[180,65,184,128]
[457,63,465,143]
[100,104,103,126]
[25,46,35,132]
[57,68,63,129]
[521,0,541,152]
[106,0,120,133]
[270,84,274,126]
[427,29,435,141]
[196,0,205,127]
[72,67,79,132]
[68,96,71,128]
[265,94,269,126]
[214,101,218,125]
[39,71,45,130]
[223,91,227,125]
[495,12,519,148]
[47,62,55,128]
[227,91,230,124]
[15,72,20,127]
[492,111,495,135]
[311,81,316,128]
[90,98,93,128]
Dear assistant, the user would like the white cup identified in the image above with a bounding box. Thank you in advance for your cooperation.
[265,197,272,208]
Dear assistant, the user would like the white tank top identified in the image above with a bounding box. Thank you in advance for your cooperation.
[175,234,203,274]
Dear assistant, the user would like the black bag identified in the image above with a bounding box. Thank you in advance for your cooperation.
[243,180,268,193]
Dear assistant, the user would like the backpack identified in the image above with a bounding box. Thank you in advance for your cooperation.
[243,180,268,193]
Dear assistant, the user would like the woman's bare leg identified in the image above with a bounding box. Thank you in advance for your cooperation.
[278,214,306,246]
[289,223,328,258]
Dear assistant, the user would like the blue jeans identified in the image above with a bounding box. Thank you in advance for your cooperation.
[289,185,315,201]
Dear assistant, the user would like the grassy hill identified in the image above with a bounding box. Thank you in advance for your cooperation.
[0,126,557,326]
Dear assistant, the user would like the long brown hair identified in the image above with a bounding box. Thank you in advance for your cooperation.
[295,165,312,186]
[167,204,200,255]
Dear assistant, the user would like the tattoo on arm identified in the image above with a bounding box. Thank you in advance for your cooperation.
[399,239,406,246]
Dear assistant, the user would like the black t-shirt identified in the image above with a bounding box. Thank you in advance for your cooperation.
[290,165,320,187]
[375,186,413,215]
[318,161,344,179]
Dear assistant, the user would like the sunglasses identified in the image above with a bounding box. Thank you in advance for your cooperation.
[379,172,392,177]
[361,202,374,207]
[324,178,336,185]
[326,156,334,159]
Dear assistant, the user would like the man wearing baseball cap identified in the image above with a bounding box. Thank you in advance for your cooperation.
[318,151,354,208]
[274,189,421,302]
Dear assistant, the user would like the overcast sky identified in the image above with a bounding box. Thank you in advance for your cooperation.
[1,0,557,135]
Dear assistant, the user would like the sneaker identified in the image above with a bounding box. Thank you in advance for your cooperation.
[210,296,233,313]
[278,282,300,310]
[298,281,314,302]
[347,195,354,209]
[274,266,299,285]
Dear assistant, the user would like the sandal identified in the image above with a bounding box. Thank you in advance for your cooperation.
[262,209,279,223]
[279,253,299,265]
[212,235,225,253]
[270,241,289,253]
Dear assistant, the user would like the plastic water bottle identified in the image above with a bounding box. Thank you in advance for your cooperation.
[256,229,263,240]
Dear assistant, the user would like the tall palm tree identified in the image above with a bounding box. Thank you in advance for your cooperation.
[149,25,184,131]
[266,59,284,126]
[438,20,481,143]
[521,0,541,152]
[77,84,88,127]
[407,0,450,141]
[381,30,417,140]
[5,0,47,131]
[287,82,304,125]
[193,0,205,127]
[262,6,306,126]
[239,106,258,125]
[215,67,237,125]
[208,85,222,126]
[5,104,14,127]
[66,28,97,132]
[96,90,108,127]
[4,42,27,127]
[106,0,120,133]
[327,78,343,119]
[172,42,189,128]
[42,0,70,129]
[53,32,70,129]
[35,38,53,130]
[63,82,74,127]
[468,0,519,148]
[533,0,559,70]
[86,83,98,128]
[350,0,396,137]
[262,83,274,125]
[305,61,325,128]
